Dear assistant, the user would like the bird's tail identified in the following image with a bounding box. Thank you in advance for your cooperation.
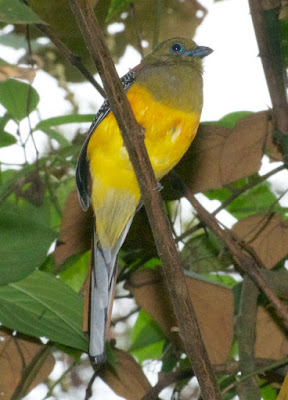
[88,217,134,363]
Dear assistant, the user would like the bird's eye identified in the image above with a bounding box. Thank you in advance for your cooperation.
[170,43,184,53]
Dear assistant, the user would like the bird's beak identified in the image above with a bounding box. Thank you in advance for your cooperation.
[185,46,213,58]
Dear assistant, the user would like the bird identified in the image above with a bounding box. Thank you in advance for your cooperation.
[76,37,213,363]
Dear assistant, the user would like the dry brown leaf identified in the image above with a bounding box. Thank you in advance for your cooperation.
[277,373,288,400]
[255,306,288,359]
[99,349,151,400]
[175,112,270,193]
[265,117,284,161]
[232,213,288,269]
[0,329,55,400]
[0,66,36,83]
[54,190,93,266]
[126,268,234,364]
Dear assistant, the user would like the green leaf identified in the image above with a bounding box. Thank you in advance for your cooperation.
[201,273,237,288]
[217,111,252,128]
[181,232,232,273]
[260,380,278,400]
[0,202,56,285]
[0,0,45,24]
[59,252,90,292]
[0,79,40,120]
[35,114,94,130]
[107,0,132,21]
[204,111,252,129]
[38,127,71,147]
[227,181,286,219]
[207,180,287,219]
[0,32,42,50]
[0,270,88,351]
[130,310,165,363]
[0,130,16,147]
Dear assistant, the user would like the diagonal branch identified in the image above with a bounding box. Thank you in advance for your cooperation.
[178,175,288,329]
[249,0,288,134]
[68,0,221,398]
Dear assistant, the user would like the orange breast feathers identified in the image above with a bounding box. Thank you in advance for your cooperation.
[87,83,201,248]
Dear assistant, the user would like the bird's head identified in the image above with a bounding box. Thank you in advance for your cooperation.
[143,37,213,72]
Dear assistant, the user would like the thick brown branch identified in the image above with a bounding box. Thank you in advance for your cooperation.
[236,276,261,399]
[68,1,221,398]
[249,0,288,134]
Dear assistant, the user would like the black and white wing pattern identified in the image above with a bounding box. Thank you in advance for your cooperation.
[75,70,136,211]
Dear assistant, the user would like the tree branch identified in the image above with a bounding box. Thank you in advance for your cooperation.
[248,0,288,134]
[23,0,105,97]
[236,276,261,400]
[68,0,221,398]
[177,176,288,329]
[142,357,288,400]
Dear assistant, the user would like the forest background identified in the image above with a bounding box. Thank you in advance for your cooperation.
[0,0,288,399]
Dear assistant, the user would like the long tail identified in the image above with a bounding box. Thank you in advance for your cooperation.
[88,217,134,363]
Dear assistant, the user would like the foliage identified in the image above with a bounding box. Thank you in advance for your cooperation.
[0,0,287,400]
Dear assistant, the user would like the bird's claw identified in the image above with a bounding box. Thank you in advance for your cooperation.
[153,181,163,191]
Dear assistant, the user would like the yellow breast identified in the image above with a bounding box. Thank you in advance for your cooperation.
[87,83,200,248]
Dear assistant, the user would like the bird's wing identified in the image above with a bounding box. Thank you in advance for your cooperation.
[75,69,139,363]
[76,70,137,211]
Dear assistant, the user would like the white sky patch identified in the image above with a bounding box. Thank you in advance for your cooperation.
[195,193,238,228]
[195,0,271,121]
[107,22,125,34]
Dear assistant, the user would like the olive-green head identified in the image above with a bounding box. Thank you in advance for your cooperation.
[143,37,213,73]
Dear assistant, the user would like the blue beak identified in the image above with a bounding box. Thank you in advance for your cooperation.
[185,46,213,58]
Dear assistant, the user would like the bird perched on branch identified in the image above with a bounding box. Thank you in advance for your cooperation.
[76,37,212,363]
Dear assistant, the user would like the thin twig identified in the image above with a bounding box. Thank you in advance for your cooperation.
[67,1,221,399]
[142,357,288,400]
[85,370,98,400]
[25,24,40,164]
[153,0,162,49]
[213,164,286,216]
[10,343,52,400]
[111,307,139,325]
[129,3,144,58]
[23,0,105,97]
[43,360,76,400]
[176,163,285,243]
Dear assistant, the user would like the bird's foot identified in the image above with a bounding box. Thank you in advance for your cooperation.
[153,181,163,191]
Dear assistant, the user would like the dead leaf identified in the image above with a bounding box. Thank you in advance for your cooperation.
[0,329,55,400]
[175,112,270,194]
[255,306,288,359]
[126,268,234,364]
[54,190,93,266]
[233,213,288,269]
[277,373,288,400]
[265,117,284,161]
[0,65,36,83]
[15,171,45,206]
[99,349,151,400]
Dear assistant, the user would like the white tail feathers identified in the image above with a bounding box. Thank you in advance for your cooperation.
[89,217,134,363]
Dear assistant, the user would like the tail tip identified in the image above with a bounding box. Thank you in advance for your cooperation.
[89,352,106,365]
